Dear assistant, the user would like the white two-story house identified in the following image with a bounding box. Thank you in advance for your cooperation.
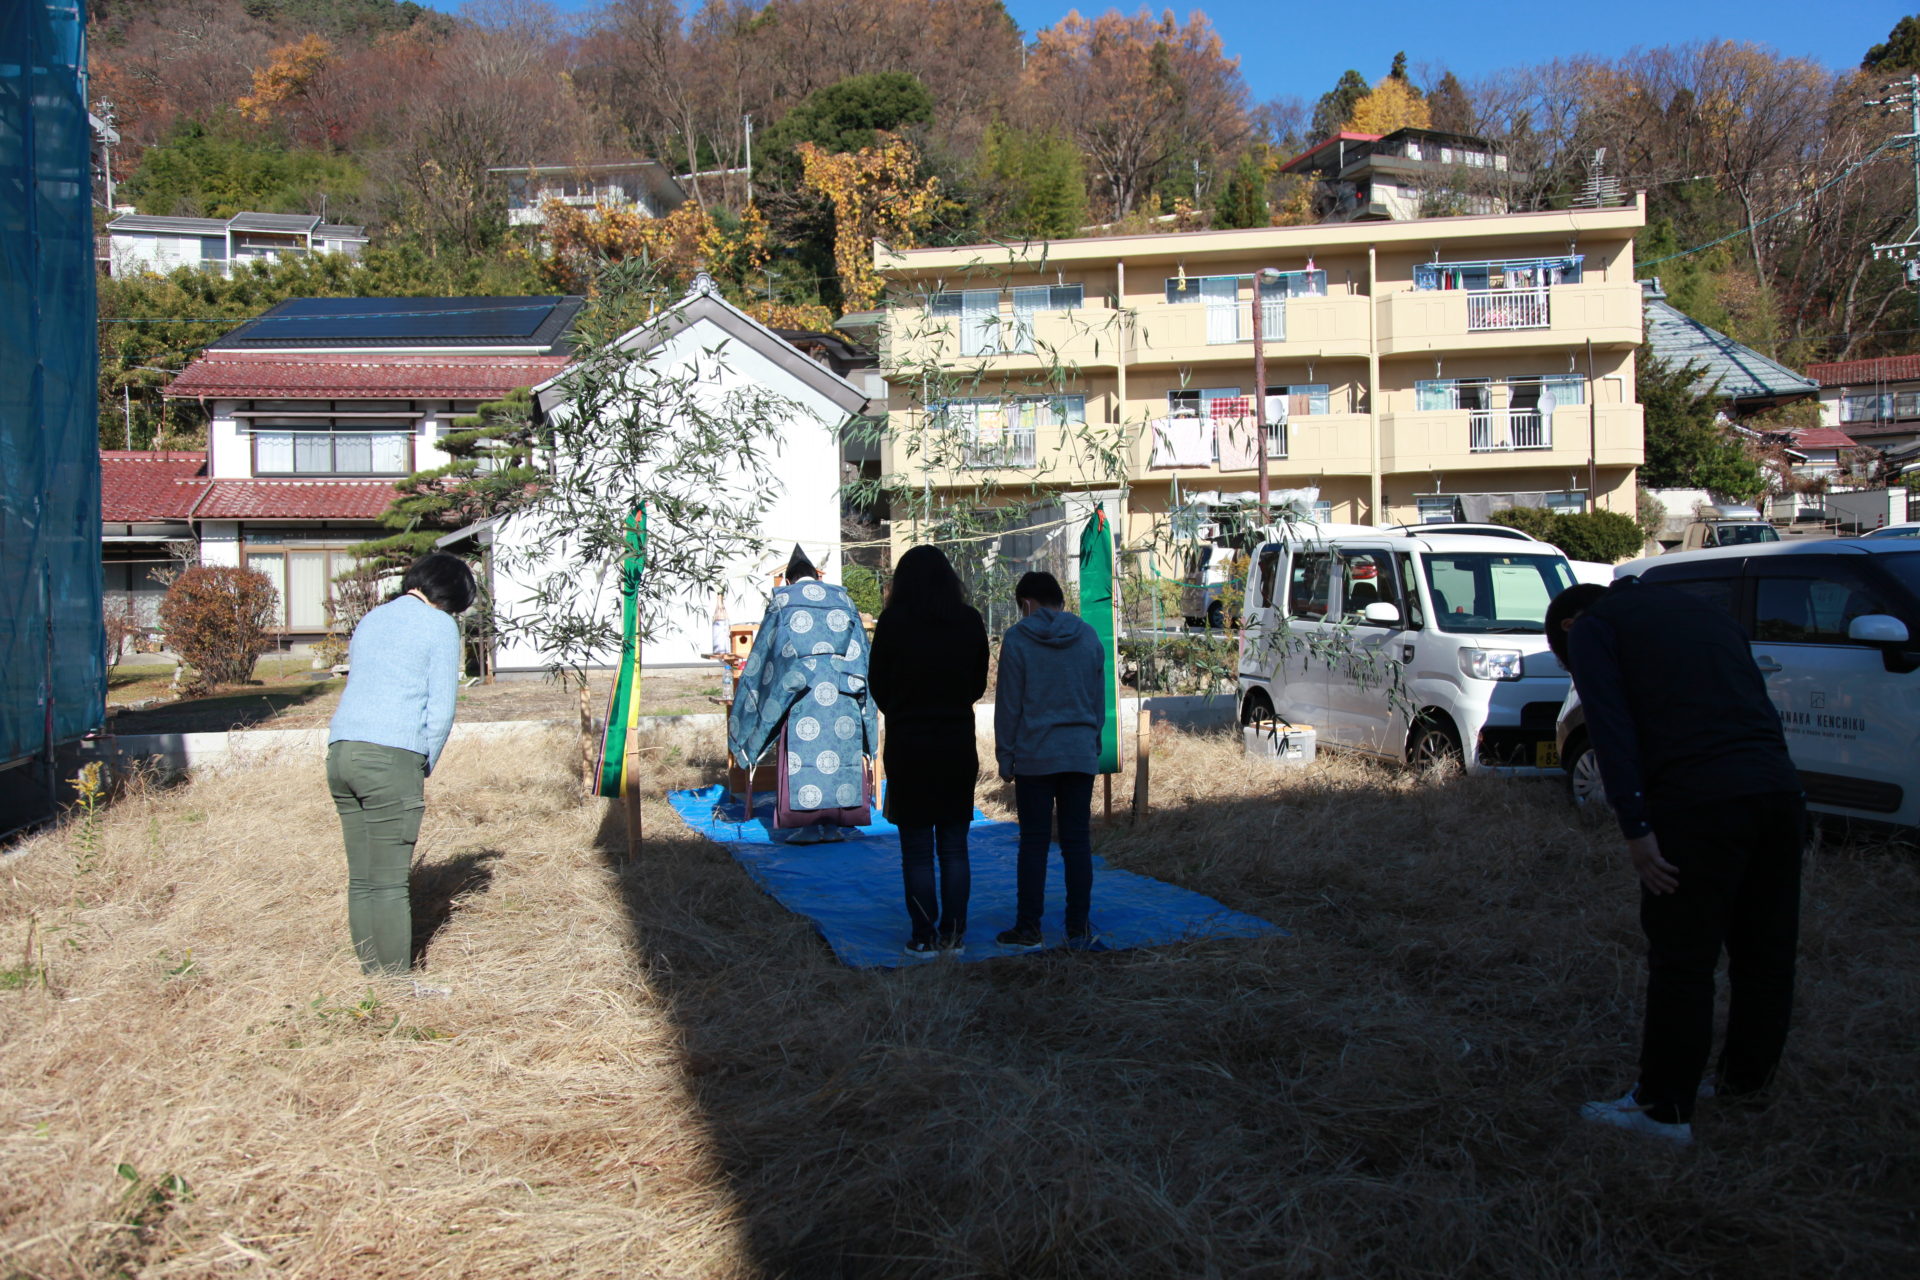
[106,212,368,277]
[161,296,584,639]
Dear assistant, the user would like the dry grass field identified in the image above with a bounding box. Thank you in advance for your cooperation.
[2,726,1916,1278]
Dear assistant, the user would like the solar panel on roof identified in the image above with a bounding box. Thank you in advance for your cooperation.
[228,296,562,344]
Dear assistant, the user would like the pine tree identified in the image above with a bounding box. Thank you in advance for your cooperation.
[1310,70,1370,141]
[1637,347,1766,500]
[351,389,543,569]
[1214,152,1269,229]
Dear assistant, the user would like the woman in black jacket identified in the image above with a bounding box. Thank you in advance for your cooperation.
[867,545,990,960]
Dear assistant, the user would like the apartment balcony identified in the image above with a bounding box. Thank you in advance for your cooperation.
[1382,403,1644,472]
[883,305,1124,376]
[1128,294,1371,365]
[1130,412,1370,480]
[880,417,1129,484]
[1375,282,1642,355]
[961,425,1038,469]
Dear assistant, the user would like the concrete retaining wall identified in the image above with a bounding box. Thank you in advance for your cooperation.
[100,694,1237,778]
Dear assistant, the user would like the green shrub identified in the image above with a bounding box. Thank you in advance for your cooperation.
[1491,507,1645,563]
[843,564,884,617]
[1553,510,1646,563]
[1488,506,1559,540]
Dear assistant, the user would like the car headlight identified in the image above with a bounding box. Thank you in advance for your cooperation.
[1458,648,1524,681]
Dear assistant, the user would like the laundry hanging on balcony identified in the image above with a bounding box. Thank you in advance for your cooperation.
[1149,415,1213,468]
[1212,398,1262,471]
[1414,255,1583,291]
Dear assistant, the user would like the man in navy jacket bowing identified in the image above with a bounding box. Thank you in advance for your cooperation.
[1547,579,1804,1145]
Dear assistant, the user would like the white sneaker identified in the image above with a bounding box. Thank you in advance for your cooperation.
[1580,1089,1693,1145]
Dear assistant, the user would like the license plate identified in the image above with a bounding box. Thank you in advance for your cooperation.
[1535,741,1560,768]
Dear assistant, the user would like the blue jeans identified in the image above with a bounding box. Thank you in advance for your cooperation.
[900,820,970,942]
[1013,772,1094,932]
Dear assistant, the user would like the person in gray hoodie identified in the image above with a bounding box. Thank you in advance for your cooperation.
[993,570,1107,951]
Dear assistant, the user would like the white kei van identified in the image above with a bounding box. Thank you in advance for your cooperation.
[1238,527,1578,773]
[1606,540,1920,829]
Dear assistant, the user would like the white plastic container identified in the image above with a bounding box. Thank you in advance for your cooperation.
[1244,717,1316,766]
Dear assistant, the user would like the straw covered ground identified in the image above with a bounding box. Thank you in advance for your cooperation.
[2,726,1916,1278]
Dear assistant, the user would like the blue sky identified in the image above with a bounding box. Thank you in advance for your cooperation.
[422,1,1914,104]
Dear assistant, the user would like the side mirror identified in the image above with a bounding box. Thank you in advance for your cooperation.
[1361,601,1402,626]
[1849,614,1920,674]
[1848,614,1910,645]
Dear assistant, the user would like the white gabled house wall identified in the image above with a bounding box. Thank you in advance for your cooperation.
[478,276,870,671]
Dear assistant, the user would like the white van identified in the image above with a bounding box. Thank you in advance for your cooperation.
[1238,527,1578,773]
[1605,540,1920,828]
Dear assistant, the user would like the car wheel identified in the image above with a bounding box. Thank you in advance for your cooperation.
[1241,688,1274,726]
[1407,715,1463,772]
[1563,734,1608,809]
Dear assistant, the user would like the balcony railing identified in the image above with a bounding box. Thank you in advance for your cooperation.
[1469,409,1549,452]
[1465,289,1550,331]
[962,425,1037,468]
[1199,299,1289,345]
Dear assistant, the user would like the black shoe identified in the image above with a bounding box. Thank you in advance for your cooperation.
[936,929,967,957]
[903,937,938,961]
[996,924,1043,952]
[1065,921,1101,950]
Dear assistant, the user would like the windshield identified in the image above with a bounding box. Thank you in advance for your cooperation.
[1864,525,1920,539]
[1714,523,1779,545]
[1422,552,1576,634]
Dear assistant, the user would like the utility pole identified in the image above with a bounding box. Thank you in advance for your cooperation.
[1868,74,1920,323]
[743,114,754,205]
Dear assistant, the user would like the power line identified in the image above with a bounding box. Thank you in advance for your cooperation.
[1637,137,1904,270]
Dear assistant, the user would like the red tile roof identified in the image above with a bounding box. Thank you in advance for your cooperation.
[1785,427,1861,450]
[100,450,208,521]
[192,479,400,520]
[1804,355,1920,387]
[166,352,571,400]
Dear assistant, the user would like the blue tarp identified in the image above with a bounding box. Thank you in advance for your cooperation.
[668,786,1284,969]
[1,0,103,823]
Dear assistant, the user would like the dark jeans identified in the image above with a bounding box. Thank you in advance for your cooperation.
[327,740,428,975]
[900,820,970,942]
[1013,772,1095,931]
[1636,791,1805,1123]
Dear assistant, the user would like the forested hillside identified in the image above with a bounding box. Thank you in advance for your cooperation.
[90,2,1920,446]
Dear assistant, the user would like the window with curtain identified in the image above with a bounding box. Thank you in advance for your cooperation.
[1009,284,1084,353]
[1416,379,1492,411]
[252,419,413,475]
[931,288,1001,356]
[245,546,359,629]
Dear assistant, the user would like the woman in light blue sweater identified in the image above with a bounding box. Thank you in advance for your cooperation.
[326,553,474,976]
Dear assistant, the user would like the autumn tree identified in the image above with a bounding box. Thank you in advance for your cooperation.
[536,199,772,295]
[1346,76,1431,135]
[1021,9,1249,218]
[798,134,939,309]
[1427,71,1473,133]
[375,16,597,256]
[236,33,333,123]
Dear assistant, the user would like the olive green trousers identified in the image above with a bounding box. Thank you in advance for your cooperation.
[326,740,427,975]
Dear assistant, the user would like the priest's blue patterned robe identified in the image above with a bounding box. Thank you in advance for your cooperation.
[728,578,878,810]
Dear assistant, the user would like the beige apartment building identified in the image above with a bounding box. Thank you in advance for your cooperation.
[871,196,1645,555]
